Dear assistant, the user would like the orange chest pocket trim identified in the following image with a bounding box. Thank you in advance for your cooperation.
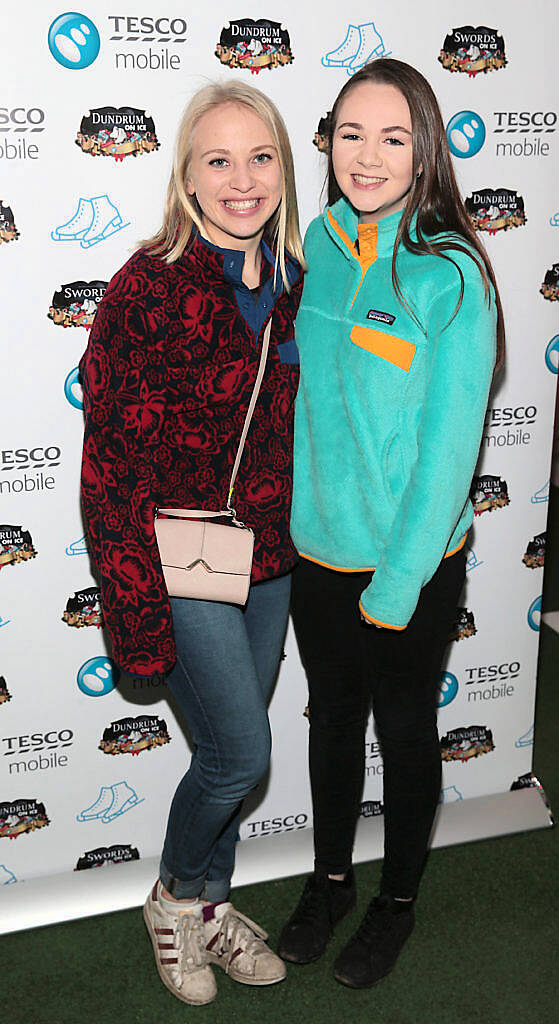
[350,325,416,372]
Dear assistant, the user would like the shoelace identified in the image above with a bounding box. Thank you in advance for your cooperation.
[213,909,269,973]
[176,913,206,970]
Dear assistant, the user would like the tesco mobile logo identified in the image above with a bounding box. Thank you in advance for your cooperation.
[437,672,459,707]
[527,596,542,632]
[77,657,119,697]
[446,111,486,158]
[64,367,83,409]
[545,335,559,374]
[48,13,101,69]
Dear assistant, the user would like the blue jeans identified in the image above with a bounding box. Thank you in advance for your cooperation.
[159,573,291,902]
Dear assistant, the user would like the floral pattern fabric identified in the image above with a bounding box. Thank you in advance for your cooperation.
[80,236,302,675]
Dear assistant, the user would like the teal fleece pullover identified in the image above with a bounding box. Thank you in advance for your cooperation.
[291,198,497,629]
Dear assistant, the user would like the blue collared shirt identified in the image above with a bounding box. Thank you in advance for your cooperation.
[196,232,299,362]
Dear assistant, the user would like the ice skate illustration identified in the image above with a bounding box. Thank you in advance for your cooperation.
[321,22,391,73]
[466,546,483,572]
[346,23,391,75]
[52,195,129,248]
[77,781,143,823]
[322,25,361,67]
[515,725,534,748]
[66,534,88,557]
[440,786,463,803]
[0,864,17,884]
[531,479,549,504]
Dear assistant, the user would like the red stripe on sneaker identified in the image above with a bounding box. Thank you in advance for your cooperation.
[157,942,174,949]
[160,957,178,964]
[155,927,174,934]
[206,934,220,951]
[229,948,243,964]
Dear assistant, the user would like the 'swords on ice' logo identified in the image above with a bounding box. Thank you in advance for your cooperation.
[77,657,119,697]
[48,13,100,70]
[446,111,486,158]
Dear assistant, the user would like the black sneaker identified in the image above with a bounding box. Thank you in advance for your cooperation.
[277,869,356,964]
[333,894,415,988]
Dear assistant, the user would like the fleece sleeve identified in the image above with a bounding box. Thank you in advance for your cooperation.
[359,255,497,628]
[79,294,175,675]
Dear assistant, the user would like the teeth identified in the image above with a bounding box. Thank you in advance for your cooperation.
[353,175,386,185]
[224,199,260,210]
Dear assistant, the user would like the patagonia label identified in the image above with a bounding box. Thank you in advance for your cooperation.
[367,309,395,325]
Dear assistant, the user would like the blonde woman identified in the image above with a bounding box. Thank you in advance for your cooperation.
[80,82,304,1006]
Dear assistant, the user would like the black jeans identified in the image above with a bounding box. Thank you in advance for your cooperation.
[291,549,466,899]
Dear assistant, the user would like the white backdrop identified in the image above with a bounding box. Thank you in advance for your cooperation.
[1,1,557,903]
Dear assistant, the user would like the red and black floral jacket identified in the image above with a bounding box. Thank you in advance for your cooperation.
[79,234,303,676]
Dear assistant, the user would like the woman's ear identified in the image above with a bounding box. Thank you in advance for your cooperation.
[416,164,423,179]
[186,178,195,196]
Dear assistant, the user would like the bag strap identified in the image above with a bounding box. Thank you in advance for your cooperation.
[158,317,272,521]
[226,316,272,511]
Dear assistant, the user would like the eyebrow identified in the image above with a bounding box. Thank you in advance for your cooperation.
[200,144,277,158]
[337,122,411,135]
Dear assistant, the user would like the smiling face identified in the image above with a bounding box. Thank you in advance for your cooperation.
[332,82,417,223]
[186,101,283,250]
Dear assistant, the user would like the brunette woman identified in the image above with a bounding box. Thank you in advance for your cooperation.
[80,81,304,1006]
[278,58,503,988]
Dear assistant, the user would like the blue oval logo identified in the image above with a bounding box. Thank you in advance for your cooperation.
[77,657,119,697]
[438,671,459,707]
[527,595,542,632]
[48,13,100,70]
[446,111,486,158]
[545,335,559,374]
[64,367,83,409]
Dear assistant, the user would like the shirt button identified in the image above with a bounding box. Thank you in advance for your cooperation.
[229,260,235,269]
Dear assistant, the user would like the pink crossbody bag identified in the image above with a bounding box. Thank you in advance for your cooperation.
[154,319,272,605]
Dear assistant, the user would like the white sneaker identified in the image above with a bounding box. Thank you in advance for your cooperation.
[143,881,217,1005]
[204,902,286,986]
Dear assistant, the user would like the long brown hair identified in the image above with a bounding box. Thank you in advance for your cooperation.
[327,58,504,370]
[141,81,305,291]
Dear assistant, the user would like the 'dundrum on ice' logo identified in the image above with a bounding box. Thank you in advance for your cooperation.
[449,608,477,643]
[0,525,37,571]
[0,676,11,705]
[75,843,139,870]
[359,800,384,818]
[523,533,545,569]
[465,189,526,233]
[540,264,559,301]
[440,726,495,762]
[471,474,510,515]
[62,587,103,629]
[0,799,50,839]
[439,26,507,77]
[313,113,331,153]
[216,20,293,73]
[0,201,19,243]
[99,715,171,756]
[76,107,159,161]
[48,280,107,330]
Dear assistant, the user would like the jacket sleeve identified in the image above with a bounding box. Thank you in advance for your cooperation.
[79,291,175,675]
[359,253,497,628]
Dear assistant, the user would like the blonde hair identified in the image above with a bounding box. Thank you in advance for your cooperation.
[141,81,305,289]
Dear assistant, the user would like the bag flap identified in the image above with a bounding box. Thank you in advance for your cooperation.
[155,519,253,575]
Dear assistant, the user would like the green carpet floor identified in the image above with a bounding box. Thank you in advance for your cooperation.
[3,488,558,1024]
